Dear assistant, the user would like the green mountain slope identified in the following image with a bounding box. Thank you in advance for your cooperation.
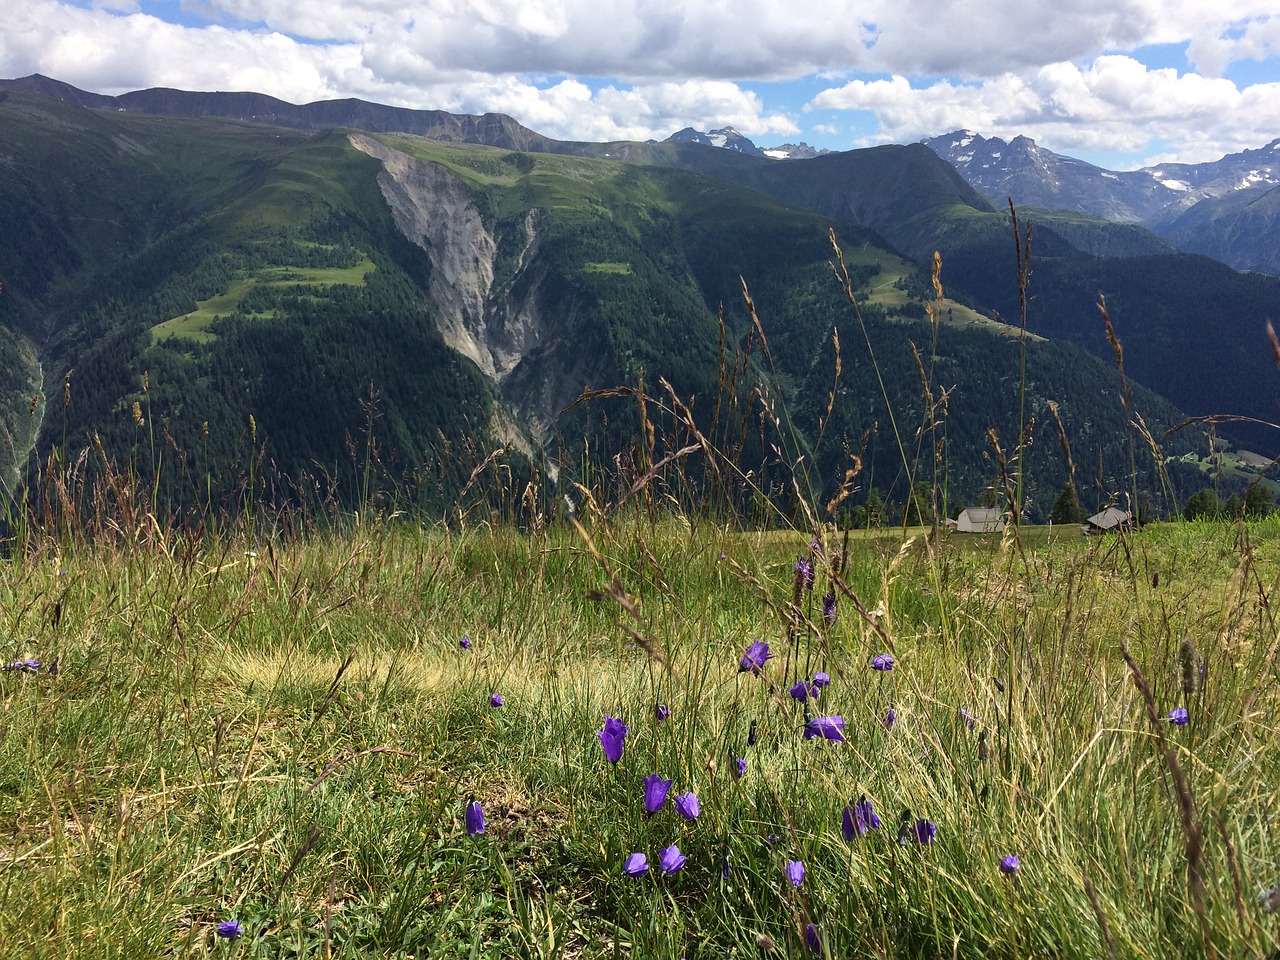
[1146,183,1280,276]
[0,90,1210,519]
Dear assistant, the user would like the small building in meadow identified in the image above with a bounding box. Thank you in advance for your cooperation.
[1084,507,1133,534]
[955,507,1005,533]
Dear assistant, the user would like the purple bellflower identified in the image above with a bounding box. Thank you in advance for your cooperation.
[659,844,687,875]
[598,716,628,764]
[465,800,485,836]
[805,923,823,953]
[739,640,774,674]
[216,920,244,940]
[674,791,700,820]
[785,859,805,887]
[622,852,649,876]
[1168,707,1189,725]
[788,679,816,702]
[803,715,846,742]
[871,653,895,671]
[842,795,881,840]
[644,774,673,814]
[999,854,1020,874]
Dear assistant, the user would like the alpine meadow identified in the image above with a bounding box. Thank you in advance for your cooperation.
[1,77,1279,959]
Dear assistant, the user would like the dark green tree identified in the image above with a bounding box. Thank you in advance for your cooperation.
[1049,483,1082,525]
[1183,488,1221,521]
[1224,493,1244,519]
[1245,483,1275,518]
[864,489,885,529]
[905,481,934,527]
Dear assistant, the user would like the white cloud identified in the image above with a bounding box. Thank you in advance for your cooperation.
[808,57,1280,164]
[3,1,803,142]
[164,0,1280,82]
[2,0,1279,162]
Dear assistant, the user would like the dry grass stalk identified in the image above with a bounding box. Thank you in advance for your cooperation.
[1120,644,1209,947]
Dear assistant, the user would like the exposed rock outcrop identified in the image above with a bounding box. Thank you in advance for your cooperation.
[350,133,552,445]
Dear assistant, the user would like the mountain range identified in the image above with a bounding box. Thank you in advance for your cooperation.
[665,121,1280,275]
[1,74,1278,519]
[922,130,1280,275]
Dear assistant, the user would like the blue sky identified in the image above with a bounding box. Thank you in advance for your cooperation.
[4,0,1279,168]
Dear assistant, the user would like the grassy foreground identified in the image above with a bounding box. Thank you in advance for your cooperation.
[0,515,1278,959]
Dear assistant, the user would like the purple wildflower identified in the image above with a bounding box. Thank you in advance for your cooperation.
[747,719,758,746]
[216,920,244,940]
[465,800,485,836]
[910,819,937,844]
[733,757,747,778]
[999,854,1020,875]
[655,703,670,722]
[871,653,895,671]
[822,591,837,624]
[794,558,815,590]
[805,923,823,953]
[785,859,805,887]
[739,640,774,674]
[803,715,846,742]
[643,773,673,814]
[622,852,649,876]
[960,708,976,730]
[2,659,40,673]
[598,716,628,764]
[459,636,471,649]
[659,844,686,875]
[1168,707,1189,726]
[674,791,700,820]
[489,693,504,708]
[842,795,880,840]
[721,856,730,879]
[812,671,831,689]
[788,679,816,702]
[883,707,897,730]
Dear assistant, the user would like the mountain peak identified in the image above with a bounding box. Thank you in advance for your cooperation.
[665,125,765,157]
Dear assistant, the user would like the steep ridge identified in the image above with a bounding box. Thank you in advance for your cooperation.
[351,134,544,386]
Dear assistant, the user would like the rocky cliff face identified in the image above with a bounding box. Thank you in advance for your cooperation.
[352,134,534,381]
[350,133,551,447]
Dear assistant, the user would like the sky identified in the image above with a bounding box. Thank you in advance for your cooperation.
[3,0,1280,169]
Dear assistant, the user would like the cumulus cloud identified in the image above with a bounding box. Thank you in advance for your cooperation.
[809,57,1280,164]
[161,0,1280,82]
[1,0,1278,162]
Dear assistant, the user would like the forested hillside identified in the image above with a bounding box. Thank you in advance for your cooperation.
[0,89,1221,521]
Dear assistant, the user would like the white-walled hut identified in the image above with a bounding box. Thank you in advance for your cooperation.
[955,507,1005,533]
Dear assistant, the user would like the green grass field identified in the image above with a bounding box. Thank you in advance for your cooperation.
[151,260,376,343]
[0,510,1276,958]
